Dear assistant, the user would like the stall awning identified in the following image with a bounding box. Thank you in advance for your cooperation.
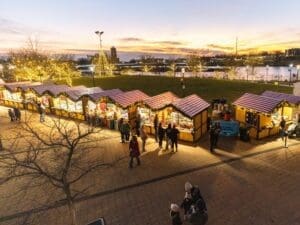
[4,81,33,92]
[172,94,210,118]
[65,87,103,101]
[261,91,300,105]
[233,93,283,114]
[143,91,179,110]
[88,89,123,102]
[110,90,149,108]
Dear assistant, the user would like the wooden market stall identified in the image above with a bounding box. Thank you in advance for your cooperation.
[171,94,210,142]
[1,82,38,109]
[233,93,290,139]
[261,91,300,123]
[25,84,70,113]
[54,87,103,120]
[138,91,179,134]
[109,90,150,128]
[86,89,124,128]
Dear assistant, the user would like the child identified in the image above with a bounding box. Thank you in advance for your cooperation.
[170,204,182,225]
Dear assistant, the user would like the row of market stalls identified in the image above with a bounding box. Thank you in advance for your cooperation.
[233,91,300,139]
[0,82,210,142]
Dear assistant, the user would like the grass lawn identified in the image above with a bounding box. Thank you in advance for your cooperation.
[73,76,293,103]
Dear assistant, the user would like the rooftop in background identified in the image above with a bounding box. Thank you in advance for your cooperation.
[88,89,123,102]
[261,91,300,105]
[233,93,283,114]
[64,87,103,101]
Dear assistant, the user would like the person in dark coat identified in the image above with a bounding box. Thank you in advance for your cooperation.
[209,124,216,153]
[188,205,208,225]
[135,113,141,137]
[279,117,286,141]
[165,124,172,150]
[214,122,221,148]
[170,204,182,225]
[118,118,124,143]
[123,120,131,142]
[13,107,21,122]
[171,125,180,152]
[129,135,141,168]
[37,103,45,122]
[181,192,193,221]
[8,109,15,122]
[153,114,159,142]
[158,123,165,149]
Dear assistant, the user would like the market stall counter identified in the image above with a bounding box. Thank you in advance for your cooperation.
[233,93,290,139]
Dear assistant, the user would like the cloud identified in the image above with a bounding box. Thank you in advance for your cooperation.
[207,44,234,51]
[118,37,145,42]
[150,41,186,46]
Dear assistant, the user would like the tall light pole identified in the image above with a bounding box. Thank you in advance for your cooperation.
[181,67,186,97]
[288,64,293,86]
[297,65,300,81]
[90,66,95,87]
[95,30,104,77]
[246,65,249,81]
[265,65,269,82]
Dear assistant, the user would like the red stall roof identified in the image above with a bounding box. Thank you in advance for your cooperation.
[110,90,149,108]
[233,93,283,114]
[261,91,300,105]
[65,87,103,101]
[143,91,179,110]
[30,84,69,96]
[172,94,210,118]
[88,89,123,102]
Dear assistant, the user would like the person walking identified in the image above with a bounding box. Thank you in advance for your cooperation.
[135,113,141,137]
[214,122,221,148]
[165,124,172,150]
[283,127,289,148]
[171,124,180,152]
[140,125,148,152]
[37,103,45,122]
[280,117,286,141]
[118,118,124,143]
[13,107,21,122]
[169,204,183,225]
[209,124,216,153]
[8,109,15,122]
[124,120,131,142]
[129,135,141,168]
[153,114,159,142]
[158,123,165,149]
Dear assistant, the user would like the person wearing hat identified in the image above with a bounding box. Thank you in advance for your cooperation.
[169,203,182,225]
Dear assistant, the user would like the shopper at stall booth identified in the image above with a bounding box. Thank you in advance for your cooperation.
[135,113,141,137]
[214,122,221,148]
[37,103,46,123]
[165,124,172,150]
[140,125,148,152]
[280,117,286,141]
[158,122,165,149]
[8,109,15,122]
[123,120,131,142]
[129,135,141,168]
[118,118,124,143]
[13,107,21,122]
[171,124,180,152]
[153,114,159,142]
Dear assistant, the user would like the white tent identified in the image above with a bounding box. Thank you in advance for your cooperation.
[294,82,300,96]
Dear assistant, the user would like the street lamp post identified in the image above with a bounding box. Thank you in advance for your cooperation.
[95,30,104,77]
[288,64,293,86]
[90,66,95,87]
[246,65,249,81]
[297,65,300,81]
[265,65,269,83]
[181,67,186,97]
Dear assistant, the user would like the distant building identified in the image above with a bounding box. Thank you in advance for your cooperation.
[110,46,119,63]
[294,82,300,96]
[285,48,300,57]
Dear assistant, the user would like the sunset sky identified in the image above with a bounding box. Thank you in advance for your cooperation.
[1,0,300,59]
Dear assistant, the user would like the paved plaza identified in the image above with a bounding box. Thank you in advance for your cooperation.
[0,106,299,225]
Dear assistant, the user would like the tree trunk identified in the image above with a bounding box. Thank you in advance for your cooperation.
[64,185,78,225]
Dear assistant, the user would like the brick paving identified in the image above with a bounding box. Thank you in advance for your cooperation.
[0,106,299,225]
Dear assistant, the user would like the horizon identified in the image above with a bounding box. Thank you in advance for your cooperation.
[1,0,300,60]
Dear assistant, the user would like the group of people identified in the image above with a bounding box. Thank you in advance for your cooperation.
[154,115,180,152]
[8,107,21,122]
[170,182,208,225]
[209,122,221,153]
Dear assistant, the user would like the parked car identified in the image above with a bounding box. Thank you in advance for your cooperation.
[287,123,300,138]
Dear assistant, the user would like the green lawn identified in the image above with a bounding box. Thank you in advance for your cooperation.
[73,76,293,103]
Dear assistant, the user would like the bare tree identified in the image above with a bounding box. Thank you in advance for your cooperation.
[0,117,122,225]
